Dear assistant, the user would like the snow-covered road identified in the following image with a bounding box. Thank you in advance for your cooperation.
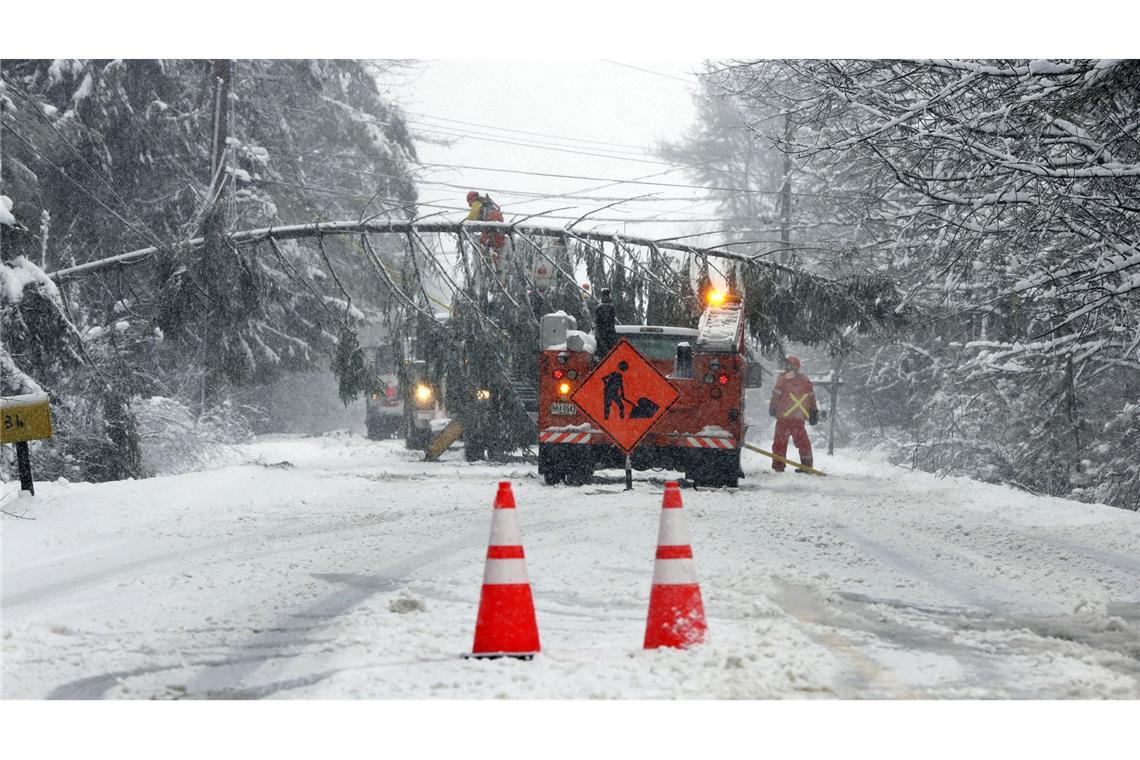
[3,432,1138,699]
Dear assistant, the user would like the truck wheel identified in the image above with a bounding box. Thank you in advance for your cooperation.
[543,470,564,486]
[688,450,739,488]
[406,425,430,450]
[725,449,742,487]
[371,415,400,440]
[563,464,593,487]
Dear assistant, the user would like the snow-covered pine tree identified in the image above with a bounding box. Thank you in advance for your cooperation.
[1,59,420,481]
[673,59,1140,508]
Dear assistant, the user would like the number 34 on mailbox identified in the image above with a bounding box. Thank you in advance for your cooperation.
[2,392,54,498]
[2,393,53,444]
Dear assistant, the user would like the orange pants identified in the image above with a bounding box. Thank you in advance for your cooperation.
[772,417,812,470]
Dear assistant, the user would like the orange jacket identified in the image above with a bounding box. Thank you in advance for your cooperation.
[770,370,817,421]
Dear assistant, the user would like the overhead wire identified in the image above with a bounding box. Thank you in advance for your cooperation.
[402,109,651,150]
[1,123,166,250]
[402,117,658,159]
[1,72,169,250]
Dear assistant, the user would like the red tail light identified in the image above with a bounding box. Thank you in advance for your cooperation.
[553,369,565,380]
[718,373,729,385]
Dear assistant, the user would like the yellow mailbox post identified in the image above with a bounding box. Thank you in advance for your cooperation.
[2,393,53,496]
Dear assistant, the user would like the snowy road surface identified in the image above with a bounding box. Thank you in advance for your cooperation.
[3,432,1138,699]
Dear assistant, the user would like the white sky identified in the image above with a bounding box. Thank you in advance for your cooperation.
[380,60,722,242]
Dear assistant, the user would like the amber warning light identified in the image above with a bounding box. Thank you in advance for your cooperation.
[706,289,726,306]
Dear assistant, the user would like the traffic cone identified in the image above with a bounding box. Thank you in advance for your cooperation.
[643,481,707,649]
[466,481,541,660]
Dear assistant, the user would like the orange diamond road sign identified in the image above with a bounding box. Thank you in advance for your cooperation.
[571,339,680,454]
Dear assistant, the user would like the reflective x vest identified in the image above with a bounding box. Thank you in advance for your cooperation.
[770,371,817,421]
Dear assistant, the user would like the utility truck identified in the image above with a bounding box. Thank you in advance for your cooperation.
[537,293,761,487]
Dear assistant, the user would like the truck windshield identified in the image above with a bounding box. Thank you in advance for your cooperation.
[372,346,395,372]
[621,333,692,360]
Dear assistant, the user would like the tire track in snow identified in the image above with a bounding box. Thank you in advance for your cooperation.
[177,511,585,698]
[834,525,1010,611]
[2,512,402,611]
[770,581,919,698]
[46,511,581,699]
[1011,530,1140,577]
[822,525,1140,695]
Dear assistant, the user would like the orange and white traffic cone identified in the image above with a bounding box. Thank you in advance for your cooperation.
[643,481,706,649]
[466,481,541,660]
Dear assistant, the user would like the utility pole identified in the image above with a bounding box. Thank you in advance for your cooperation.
[779,113,794,272]
[827,357,843,456]
[201,59,233,409]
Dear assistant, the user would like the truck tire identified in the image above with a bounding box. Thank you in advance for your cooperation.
[405,416,431,450]
[688,450,740,488]
[367,415,398,440]
[539,443,591,486]
[563,463,593,487]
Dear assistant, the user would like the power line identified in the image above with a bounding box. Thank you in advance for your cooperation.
[600,60,701,85]
[408,123,677,166]
[2,71,168,249]
[2,123,165,249]
[305,147,861,202]
[279,101,681,167]
[259,180,782,225]
[404,110,651,151]
[340,153,867,203]
[405,118,656,160]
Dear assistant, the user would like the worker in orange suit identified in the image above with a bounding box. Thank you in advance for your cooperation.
[465,190,506,262]
[769,355,818,472]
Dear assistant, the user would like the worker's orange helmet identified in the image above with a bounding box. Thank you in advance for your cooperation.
[466,190,479,204]
[784,356,801,370]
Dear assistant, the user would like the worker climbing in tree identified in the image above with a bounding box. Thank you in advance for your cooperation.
[768,355,819,473]
[464,191,506,264]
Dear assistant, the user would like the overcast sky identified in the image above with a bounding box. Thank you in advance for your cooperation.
[380,60,723,242]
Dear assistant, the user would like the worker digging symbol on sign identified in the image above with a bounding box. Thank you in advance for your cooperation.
[768,355,818,472]
[602,361,628,420]
[601,360,661,421]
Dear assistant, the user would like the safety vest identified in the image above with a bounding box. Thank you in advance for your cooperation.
[770,371,816,421]
[467,195,503,223]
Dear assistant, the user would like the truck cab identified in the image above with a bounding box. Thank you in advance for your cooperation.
[364,343,402,440]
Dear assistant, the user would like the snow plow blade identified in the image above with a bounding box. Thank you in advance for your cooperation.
[742,442,826,476]
[424,419,464,462]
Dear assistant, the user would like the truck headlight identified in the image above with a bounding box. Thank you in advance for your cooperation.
[475,389,491,401]
[414,384,433,404]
